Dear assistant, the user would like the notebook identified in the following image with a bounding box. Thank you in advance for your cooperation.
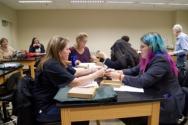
[100,80,123,88]
[68,87,97,99]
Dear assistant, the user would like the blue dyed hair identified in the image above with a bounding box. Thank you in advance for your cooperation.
[140,32,178,76]
[140,32,166,54]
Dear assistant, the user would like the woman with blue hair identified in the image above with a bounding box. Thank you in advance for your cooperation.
[105,32,185,125]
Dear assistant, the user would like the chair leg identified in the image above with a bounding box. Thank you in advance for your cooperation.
[2,102,8,122]
[96,120,100,125]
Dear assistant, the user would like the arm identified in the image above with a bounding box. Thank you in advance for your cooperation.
[74,67,96,77]
[40,44,45,53]
[174,37,188,56]
[104,58,122,69]
[122,57,169,88]
[29,46,35,52]
[45,62,104,88]
[122,65,140,76]
[70,69,104,87]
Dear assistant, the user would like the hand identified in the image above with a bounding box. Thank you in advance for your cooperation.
[96,51,107,60]
[95,68,105,78]
[168,51,174,56]
[105,71,121,81]
[75,60,81,65]
[105,68,115,72]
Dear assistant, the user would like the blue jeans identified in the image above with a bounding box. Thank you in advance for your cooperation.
[37,105,89,125]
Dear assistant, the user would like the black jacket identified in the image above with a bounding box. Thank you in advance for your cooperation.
[123,55,185,124]
[29,44,45,53]
[105,39,139,70]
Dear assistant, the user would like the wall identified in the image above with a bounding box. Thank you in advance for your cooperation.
[0,3,18,49]
[175,11,188,34]
[17,10,175,55]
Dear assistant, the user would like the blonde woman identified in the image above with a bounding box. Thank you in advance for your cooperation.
[0,38,15,59]
[32,36,104,124]
[69,33,95,65]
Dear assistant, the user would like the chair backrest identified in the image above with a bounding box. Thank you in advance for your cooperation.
[15,75,36,125]
[6,72,21,92]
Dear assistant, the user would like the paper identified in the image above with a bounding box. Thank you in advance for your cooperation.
[78,81,99,88]
[114,85,144,93]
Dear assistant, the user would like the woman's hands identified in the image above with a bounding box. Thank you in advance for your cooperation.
[104,69,124,81]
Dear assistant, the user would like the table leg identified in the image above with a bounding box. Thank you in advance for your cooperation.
[29,65,35,79]
[148,102,160,125]
[61,108,71,125]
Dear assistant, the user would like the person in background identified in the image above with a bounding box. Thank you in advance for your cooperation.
[69,33,96,64]
[97,36,139,70]
[105,32,185,125]
[169,24,188,85]
[169,24,188,68]
[32,36,105,124]
[0,37,15,59]
[29,37,45,53]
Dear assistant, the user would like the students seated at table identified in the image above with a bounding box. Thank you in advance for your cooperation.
[29,37,45,53]
[97,36,139,70]
[0,38,15,59]
[105,32,185,125]
[32,36,105,124]
[69,33,95,63]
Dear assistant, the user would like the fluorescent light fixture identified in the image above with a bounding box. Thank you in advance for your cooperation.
[168,3,188,6]
[18,0,53,3]
[70,0,105,4]
[140,2,166,5]
[107,1,135,4]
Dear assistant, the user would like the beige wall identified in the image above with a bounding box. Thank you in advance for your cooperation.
[0,3,18,49]
[175,11,188,34]
[17,10,175,55]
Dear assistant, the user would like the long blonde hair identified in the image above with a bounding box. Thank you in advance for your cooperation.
[39,36,69,70]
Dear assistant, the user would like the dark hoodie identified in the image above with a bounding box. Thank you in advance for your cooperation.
[105,39,139,70]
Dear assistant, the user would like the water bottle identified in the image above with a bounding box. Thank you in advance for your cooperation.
[71,55,77,67]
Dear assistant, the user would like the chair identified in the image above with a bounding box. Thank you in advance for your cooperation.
[0,72,21,123]
[182,87,188,118]
[15,76,60,125]
[177,87,188,125]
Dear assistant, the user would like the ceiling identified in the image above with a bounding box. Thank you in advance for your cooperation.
[0,0,188,10]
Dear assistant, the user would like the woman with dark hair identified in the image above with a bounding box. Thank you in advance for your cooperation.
[102,36,139,70]
[32,36,104,124]
[29,37,45,53]
[121,35,130,42]
[105,32,185,125]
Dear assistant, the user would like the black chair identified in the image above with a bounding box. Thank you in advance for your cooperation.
[0,72,21,123]
[15,76,60,125]
[176,87,188,125]
[182,87,188,118]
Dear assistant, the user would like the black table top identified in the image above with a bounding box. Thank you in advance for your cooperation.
[0,63,23,77]
[57,90,163,108]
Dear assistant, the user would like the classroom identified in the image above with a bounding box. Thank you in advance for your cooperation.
[0,0,188,125]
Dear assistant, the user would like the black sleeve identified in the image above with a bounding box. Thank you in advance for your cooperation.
[44,63,75,87]
[123,57,169,88]
[122,65,140,76]
[104,58,122,69]
[41,44,45,53]
[29,46,35,52]
[67,65,76,75]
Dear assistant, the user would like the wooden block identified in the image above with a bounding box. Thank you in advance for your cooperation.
[68,87,97,99]
[100,80,122,88]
